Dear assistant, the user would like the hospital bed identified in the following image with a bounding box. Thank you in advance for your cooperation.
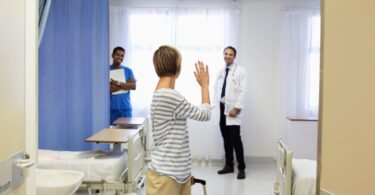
[38,127,145,195]
[112,117,152,161]
[273,138,316,195]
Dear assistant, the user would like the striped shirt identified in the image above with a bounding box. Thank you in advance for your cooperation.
[149,88,211,183]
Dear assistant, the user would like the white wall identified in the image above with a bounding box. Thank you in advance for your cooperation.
[0,0,37,194]
[237,0,283,158]
[237,0,319,158]
[284,120,317,159]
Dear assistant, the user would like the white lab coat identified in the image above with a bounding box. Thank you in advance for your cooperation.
[214,63,247,126]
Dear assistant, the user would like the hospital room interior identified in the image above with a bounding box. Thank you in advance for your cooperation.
[1,0,375,195]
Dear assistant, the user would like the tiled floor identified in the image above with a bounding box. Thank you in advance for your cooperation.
[77,161,276,195]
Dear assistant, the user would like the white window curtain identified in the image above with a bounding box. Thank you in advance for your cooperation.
[280,9,321,119]
[109,6,240,161]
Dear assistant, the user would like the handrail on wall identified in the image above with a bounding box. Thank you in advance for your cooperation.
[286,116,318,122]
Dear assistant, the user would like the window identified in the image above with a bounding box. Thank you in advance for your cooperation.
[307,15,321,116]
[282,10,321,118]
[124,8,239,116]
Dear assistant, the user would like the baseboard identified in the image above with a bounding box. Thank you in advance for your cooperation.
[245,156,275,164]
[192,156,275,166]
[320,189,335,195]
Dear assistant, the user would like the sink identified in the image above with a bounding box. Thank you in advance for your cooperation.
[36,169,84,195]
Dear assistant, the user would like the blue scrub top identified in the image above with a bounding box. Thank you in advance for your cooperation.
[110,65,135,112]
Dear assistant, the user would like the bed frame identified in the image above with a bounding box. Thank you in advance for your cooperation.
[273,138,293,195]
[111,117,151,162]
[82,127,145,195]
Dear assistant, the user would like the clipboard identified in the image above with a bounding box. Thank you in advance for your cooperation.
[224,103,234,115]
[110,69,128,95]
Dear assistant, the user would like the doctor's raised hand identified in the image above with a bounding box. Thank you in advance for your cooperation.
[194,61,210,105]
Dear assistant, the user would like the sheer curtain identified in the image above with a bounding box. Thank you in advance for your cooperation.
[280,9,321,120]
[109,6,240,161]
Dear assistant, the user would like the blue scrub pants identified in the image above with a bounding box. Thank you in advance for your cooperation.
[110,109,132,124]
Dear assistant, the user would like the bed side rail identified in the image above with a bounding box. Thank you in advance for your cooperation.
[127,127,145,190]
[274,138,293,195]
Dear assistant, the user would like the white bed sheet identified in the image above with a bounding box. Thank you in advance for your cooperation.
[38,149,127,183]
[292,159,316,195]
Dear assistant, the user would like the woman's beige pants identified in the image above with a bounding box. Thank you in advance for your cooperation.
[146,169,191,195]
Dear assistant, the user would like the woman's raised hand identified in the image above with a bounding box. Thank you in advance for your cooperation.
[194,61,209,88]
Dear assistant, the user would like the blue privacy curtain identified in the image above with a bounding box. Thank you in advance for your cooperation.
[39,0,109,151]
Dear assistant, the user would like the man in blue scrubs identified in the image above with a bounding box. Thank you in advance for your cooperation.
[109,47,136,124]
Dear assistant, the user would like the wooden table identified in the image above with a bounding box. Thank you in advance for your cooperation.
[112,117,146,128]
[85,128,138,151]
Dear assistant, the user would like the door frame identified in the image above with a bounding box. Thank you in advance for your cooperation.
[25,0,38,194]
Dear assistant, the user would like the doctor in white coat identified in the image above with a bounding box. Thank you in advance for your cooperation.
[214,46,247,179]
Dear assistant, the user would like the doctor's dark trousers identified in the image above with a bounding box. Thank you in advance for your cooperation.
[220,103,246,170]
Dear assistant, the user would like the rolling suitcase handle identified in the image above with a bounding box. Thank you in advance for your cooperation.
[192,177,207,195]
[193,178,206,185]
